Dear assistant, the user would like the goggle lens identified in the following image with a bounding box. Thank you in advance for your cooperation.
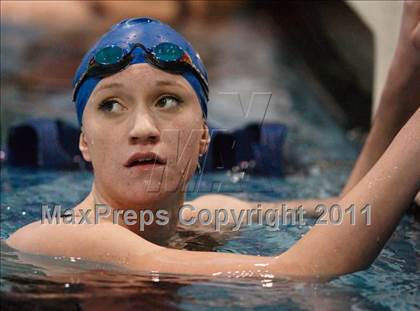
[94,46,125,65]
[153,42,184,63]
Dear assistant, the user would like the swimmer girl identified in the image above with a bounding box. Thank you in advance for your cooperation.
[8,1,420,279]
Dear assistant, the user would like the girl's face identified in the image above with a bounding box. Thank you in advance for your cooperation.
[79,63,209,208]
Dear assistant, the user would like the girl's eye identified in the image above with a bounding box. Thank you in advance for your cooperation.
[155,95,182,109]
[98,100,125,113]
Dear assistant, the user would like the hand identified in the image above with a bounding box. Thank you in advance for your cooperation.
[394,1,420,68]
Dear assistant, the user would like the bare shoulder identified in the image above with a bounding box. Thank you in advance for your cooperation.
[6,220,161,262]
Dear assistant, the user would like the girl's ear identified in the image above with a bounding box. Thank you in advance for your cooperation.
[199,121,210,156]
[79,128,92,162]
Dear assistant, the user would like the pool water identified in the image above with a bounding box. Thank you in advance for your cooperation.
[1,162,420,310]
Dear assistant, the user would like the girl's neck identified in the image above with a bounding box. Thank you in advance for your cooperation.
[76,184,185,246]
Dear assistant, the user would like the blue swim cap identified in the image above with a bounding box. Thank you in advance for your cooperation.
[72,17,208,125]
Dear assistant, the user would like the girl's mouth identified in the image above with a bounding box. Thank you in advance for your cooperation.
[124,151,167,169]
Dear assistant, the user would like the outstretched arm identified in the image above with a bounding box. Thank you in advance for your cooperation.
[279,107,420,277]
[156,108,420,279]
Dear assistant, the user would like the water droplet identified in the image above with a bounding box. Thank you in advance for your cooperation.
[262,281,273,288]
[152,275,159,282]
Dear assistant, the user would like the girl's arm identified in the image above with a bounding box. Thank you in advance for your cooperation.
[150,108,420,279]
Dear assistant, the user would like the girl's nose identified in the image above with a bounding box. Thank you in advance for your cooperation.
[128,109,160,145]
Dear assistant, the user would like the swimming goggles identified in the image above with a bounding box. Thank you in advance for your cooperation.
[72,42,209,102]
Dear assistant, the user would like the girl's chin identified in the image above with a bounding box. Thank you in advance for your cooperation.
[125,165,194,184]
[124,177,189,193]
[119,190,179,205]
